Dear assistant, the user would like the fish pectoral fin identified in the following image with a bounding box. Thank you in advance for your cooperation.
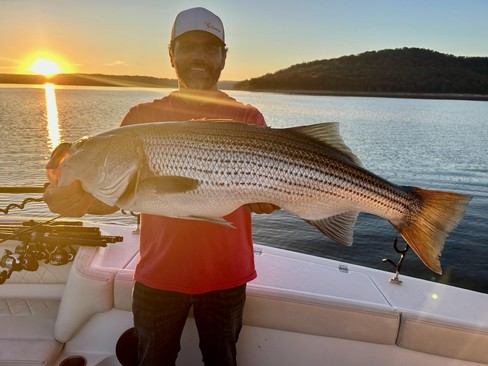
[305,211,359,246]
[141,175,200,194]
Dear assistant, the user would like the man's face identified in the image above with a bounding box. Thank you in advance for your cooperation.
[171,31,226,91]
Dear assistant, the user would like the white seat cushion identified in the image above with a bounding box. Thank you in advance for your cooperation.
[397,312,488,364]
[0,299,62,365]
[245,285,399,345]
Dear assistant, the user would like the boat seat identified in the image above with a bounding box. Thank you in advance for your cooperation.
[54,226,139,343]
[244,285,399,345]
[114,256,139,311]
[397,312,488,365]
[372,268,488,365]
[0,241,70,365]
[55,235,488,364]
[244,246,400,345]
[113,245,400,346]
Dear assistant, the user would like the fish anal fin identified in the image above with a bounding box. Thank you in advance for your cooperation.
[141,175,200,194]
[288,123,362,166]
[306,212,359,246]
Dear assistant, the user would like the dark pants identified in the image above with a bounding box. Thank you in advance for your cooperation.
[132,282,246,366]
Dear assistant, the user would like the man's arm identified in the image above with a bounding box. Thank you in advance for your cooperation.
[43,180,118,217]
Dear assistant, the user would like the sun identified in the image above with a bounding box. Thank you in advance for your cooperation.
[22,51,73,77]
[29,58,62,77]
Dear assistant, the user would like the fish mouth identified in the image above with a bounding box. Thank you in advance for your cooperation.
[46,142,72,184]
[46,142,72,169]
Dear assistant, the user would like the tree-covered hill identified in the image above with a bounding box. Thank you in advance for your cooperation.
[0,73,238,90]
[234,48,488,95]
[0,73,178,88]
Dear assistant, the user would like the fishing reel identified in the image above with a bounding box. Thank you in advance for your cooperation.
[0,241,76,284]
[0,220,123,284]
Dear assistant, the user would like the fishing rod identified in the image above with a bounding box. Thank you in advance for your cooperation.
[0,216,124,284]
[0,185,48,194]
[0,183,129,284]
[0,184,120,282]
[0,215,62,284]
[0,184,141,227]
[0,215,62,245]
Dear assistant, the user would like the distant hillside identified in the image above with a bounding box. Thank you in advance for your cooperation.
[234,48,488,96]
[0,73,178,88]
[0,73,238,90]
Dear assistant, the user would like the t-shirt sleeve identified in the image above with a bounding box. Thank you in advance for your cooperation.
[120,105,141,127]
[244,105,267,127]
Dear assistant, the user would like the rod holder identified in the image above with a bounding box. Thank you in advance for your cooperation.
[382,237,410,285]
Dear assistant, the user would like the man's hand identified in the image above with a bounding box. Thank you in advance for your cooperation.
[43,180,118,217]
[245,203,280,215]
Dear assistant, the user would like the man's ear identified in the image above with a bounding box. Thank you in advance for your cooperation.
[168,47,175,68]
[220,48,227,70]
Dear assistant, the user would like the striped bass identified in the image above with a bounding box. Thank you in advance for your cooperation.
[46,120,471,274]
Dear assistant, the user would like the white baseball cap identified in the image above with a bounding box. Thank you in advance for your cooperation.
[170,7,225,45]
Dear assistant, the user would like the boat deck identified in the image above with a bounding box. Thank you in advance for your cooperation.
[0,221,487,365]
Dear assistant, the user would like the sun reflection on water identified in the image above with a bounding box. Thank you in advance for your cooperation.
[44,83,61,151]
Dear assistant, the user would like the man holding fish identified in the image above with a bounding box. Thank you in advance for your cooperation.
[44,7,277,366]
[44,6,471,366]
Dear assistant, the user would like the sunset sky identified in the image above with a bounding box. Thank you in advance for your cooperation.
[1,0,488,81]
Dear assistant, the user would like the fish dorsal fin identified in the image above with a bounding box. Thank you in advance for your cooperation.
[305,211,359,246]
[289,123,362,166]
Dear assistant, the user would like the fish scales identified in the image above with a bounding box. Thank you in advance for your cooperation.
[139,122,411,222]
[48,120,471,273]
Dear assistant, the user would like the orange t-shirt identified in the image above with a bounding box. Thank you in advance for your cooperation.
[121,91,266,294]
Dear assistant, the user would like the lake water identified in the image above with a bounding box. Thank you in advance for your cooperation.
[0,84,487,293]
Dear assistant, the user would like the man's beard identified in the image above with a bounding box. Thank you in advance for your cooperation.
[175,62,222,90]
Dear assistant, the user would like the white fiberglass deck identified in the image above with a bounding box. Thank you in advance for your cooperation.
[0,221,487,365]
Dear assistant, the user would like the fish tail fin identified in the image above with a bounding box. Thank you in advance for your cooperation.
[393,187,471,274]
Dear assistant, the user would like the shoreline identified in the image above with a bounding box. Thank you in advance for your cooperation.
[2,81,487,101]
[234,89,488,102]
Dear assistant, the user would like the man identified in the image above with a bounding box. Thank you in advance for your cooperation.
[43,7,276,366]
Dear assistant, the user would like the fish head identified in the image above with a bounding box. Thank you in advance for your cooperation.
[47,131,143,207]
